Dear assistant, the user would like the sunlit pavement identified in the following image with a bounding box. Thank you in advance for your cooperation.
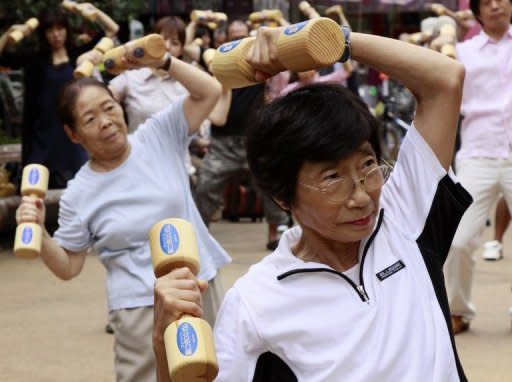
[1,220,510,381]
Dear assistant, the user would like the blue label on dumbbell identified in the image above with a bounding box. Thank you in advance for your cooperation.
[176,322,198,356]
[159,224,180,255]
[21,226,33,244]
[219,39,241,54]
[284,21,308,36]
[28,168,39,185]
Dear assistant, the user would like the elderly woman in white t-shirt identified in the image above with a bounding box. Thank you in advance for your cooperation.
[14,47,230,382]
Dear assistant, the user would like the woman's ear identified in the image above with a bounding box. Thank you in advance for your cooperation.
[272,196,290,212]
[64,124,81,144]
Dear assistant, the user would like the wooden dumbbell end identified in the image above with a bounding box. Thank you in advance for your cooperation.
[8,30,24,44]
[74,61,95,78]
[278,18,345,73]
[26,18,39,30]
[164,317,219,382]
[14,223,42,259]
[21,164,49,197]
[441,44,456,58]
[149,219,201,278]
[211,37,258,89]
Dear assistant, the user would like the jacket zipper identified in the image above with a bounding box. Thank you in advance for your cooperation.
[277,209,384,304]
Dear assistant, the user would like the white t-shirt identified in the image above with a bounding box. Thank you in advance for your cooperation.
[213,126,471,382]
[53,98,231,311]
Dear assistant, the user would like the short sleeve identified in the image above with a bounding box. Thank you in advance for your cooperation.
[381,125,470,239]
[214,288,264,382]
[133,96,189,154]
[53,196,92,252]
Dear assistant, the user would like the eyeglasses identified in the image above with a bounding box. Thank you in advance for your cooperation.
[299,163,393,203]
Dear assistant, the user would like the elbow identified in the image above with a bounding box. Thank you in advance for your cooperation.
[443,61,465,96]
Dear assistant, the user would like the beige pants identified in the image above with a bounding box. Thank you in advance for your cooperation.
[109,275,225,381]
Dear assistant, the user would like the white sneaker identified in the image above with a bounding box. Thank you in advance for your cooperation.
[481,240,504,261]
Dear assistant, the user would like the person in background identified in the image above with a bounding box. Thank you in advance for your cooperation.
[0,6,118,188]
[193,19,291,251]
[15,47,230,382]
[444,0,512,334]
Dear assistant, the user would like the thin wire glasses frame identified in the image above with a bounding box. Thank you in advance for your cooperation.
[299,161,393,203]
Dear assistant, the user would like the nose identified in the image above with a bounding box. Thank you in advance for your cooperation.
[346,179,371,208]
[98,114,112,129]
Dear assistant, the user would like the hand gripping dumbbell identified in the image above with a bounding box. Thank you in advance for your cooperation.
[74,37,115,78]
[211,17,346,89]
[8,18,39,45]
[14,164,49,259]
[149,218,218,382]
[190,10,227,30]
[62,0,98,22]
[102,34,166,75]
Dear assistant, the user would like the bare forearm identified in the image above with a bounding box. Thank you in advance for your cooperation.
[350,33,463,101]
[40,230,86,280]
[208,86,232,126]
[96,10,119,37]
[154,342,172,382]
[170,58,221,132]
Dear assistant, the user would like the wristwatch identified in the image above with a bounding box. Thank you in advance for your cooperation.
[340,25,351,63]
[160,53,172,72]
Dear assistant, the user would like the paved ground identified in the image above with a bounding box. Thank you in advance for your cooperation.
[1,220,511,381]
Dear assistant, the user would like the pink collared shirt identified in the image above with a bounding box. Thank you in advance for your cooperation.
[455,26,512,160]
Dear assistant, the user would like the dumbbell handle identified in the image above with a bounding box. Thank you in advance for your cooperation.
[211,18,346,89]
[103,34,166,75]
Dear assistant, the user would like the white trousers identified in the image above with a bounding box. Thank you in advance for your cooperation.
[445,156,512,320]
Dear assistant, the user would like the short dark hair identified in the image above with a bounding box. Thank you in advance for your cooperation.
[153,16,186,46]
[38,8,75,55]
[246,83,381,209]
[58,77,116,131]
[470,0,512,25]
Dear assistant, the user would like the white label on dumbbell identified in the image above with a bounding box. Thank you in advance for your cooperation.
[22,226,33,244]
[284,21,308,36]
[28,168,40,185]
[218,39,241,54]
[159,224,180,255]
[177,322,198,356]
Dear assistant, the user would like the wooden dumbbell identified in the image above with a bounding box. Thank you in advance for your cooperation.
[62,0,98,22]
[8,18,39,45]
[212,17,345,89]
[149,218,218,382]
[14,164,49,259]
[103,34,166,75]
[299,1,321,19]
[249,9,283,23]
[74,37,114,78]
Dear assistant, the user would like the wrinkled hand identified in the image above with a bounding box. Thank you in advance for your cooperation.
[246,27,286,82]
[16,196,46,226]
[153,268,208,345]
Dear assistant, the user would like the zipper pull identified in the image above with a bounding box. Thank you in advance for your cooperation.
[356,285,370,303]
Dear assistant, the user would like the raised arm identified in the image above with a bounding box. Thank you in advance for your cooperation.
[183,20,201,62]
[349,33,464,169]
[121,43,222,134]
[247,28,465,170]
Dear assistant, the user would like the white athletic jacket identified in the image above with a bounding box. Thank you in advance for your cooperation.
[213,126,471,382]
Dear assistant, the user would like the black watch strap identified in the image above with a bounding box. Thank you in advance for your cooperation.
[340,25,351,63]
[160,53,172,71]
